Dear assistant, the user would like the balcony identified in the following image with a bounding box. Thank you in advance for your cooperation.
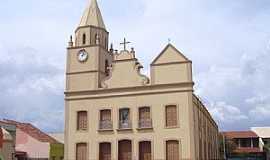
[118,120,132,130]
[99,120,113,131]
[138,119,153,129]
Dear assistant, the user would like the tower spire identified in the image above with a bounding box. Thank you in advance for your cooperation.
[79,0,106,29]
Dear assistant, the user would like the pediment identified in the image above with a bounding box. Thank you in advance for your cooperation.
[151,44,189,65]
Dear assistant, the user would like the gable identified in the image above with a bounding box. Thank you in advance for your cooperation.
[151,44,189,65]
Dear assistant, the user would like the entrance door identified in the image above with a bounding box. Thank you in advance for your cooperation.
[99,142,111,160]
[118,140,132,160]
[139,141,151,160]
[166,140,179,160]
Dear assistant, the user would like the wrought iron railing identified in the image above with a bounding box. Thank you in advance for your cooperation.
[119,120,132,129]
[138,119,152,128]
[99,120,113,130]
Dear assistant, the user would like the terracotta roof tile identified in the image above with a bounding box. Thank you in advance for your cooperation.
[3,119,58,143]
[221,131,258,138]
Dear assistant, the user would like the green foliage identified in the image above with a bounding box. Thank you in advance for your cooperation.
[264,143,270,151]
[50,143,64,160]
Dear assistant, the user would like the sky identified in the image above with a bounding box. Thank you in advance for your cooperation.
[0,0,270,132]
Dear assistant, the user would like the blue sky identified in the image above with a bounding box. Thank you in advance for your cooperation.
[0,0,270,132]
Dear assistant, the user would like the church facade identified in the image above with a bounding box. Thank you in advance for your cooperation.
[64,0,219,160]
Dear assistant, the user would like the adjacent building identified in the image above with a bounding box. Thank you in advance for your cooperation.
[222,131,266,159]
[1,120,61,160]
[252,127,270,148]
[64,0,219,159]
[0,121,16,160]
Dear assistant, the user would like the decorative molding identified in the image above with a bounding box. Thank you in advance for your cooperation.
[66,70,105,75]
[151,61,192,66]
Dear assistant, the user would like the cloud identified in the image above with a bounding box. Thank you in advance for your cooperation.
[0,43,64,132]
[208,101,248,123]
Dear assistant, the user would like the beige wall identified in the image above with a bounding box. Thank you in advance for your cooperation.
[66,89,196,159]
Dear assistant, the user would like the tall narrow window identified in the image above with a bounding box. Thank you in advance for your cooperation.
[166,140,179,160]
[99,142,111,160]
[119,108,131,129]
[118,140,132,160]
[76,143,87,160]
[165,105,177,127]
[105,60,109,76]
[77,111,87,130]
[139,141,151,160]
[82,34,86,45]
[139,107,152,128]
[105,37,108,49]
[99,109,112,130]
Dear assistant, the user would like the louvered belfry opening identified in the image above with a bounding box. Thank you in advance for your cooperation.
[99,142,111,160]
[118,140,132,160]
[77,111,87,130]
[166,140,179,160]
[139,141,152,160]
[165,105,177,127]
[139,107,152,128]
[76,143,87,160]
[100,109,112,130]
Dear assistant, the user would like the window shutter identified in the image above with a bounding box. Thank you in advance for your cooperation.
[166,105,177,127]
[166,140,179,160]
[76,143,87,160]
[77,111,87,130]
[101,110,111,121]
[139,107,150,120]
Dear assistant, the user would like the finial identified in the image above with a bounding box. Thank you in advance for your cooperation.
[168,38,171,44]
[131,47,135,53]
[109,43,114,53]
[68,35,73,47]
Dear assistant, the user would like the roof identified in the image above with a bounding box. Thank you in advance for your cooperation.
[222,131,259,139]
[48,133,64,144]
[3,119,58,143]
[251,127,270,138]
[79,0,106,29]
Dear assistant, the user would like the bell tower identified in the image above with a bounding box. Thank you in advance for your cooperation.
[66,0,113,91]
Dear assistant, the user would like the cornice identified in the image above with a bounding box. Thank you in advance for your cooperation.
[65,82,194,100]
[66,70,106,75]
[151,61,192,67]
[75,25,109,33]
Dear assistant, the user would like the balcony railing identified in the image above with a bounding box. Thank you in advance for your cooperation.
[138,119,152,129]
[119,120,132,129]
[99,120,113,130]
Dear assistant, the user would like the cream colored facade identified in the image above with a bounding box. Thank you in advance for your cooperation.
[64,0,219,159]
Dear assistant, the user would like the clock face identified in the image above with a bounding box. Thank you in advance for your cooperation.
[77,50,88,62]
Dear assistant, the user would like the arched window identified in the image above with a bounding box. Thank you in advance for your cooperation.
[95,33,99,44]
[105,60,109,76]
[82,34,86,45]
[105,37,108,49]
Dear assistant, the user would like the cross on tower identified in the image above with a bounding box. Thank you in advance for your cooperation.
[120,38,131,51]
